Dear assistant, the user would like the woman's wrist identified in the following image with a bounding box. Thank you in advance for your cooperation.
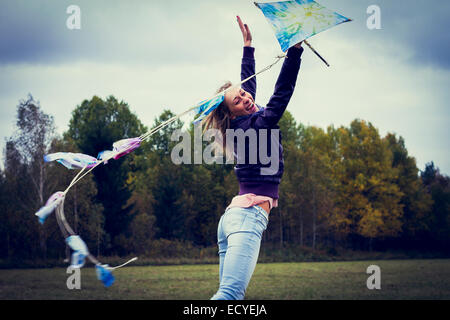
[243,46,255,58]
[287,45,304,59]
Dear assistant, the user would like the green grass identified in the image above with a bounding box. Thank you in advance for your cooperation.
[0,259,449,299]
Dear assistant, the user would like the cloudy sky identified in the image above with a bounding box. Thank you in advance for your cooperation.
[1,0,449,174]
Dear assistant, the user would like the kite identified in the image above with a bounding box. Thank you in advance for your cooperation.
[97,137,142,163]
[44,152,99,170]
[36,138,142,286]
[34,1,351,287]
[65,235,89,268]
[35,191,65,224]
[35,186,137,286]
[255,0,352,66]
[193,94,225,124]
[96,264,115,287]
[111,137,142,160]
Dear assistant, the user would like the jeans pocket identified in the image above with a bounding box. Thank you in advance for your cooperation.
[248,214,267,238]
[222,208,247,236]
[225,207,268,239]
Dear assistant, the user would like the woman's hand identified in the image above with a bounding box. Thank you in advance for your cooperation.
[237,15,252,47]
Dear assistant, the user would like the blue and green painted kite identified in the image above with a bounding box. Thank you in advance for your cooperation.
[255,0,351,52]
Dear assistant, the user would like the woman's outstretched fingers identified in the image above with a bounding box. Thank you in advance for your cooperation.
[237,15,244,31]
[244,24,252,43]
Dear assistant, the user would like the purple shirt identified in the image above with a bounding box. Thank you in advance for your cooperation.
[230,46,304,199]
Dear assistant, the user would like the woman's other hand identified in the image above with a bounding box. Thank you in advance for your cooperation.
[294,41,303,48]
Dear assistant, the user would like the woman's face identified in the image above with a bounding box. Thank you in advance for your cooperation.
[224,86,259,119]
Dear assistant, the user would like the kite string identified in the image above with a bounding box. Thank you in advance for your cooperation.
[64,165,88,195]
[63,160,105,195]
[107,257,138,270]
[140,53,287,142]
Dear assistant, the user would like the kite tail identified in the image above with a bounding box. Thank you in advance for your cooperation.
[54,195,136,286]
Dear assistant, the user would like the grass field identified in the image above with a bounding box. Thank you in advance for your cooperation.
[0,259,449,299]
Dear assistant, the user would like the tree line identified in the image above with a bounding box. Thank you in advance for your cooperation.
[0,94,449,263]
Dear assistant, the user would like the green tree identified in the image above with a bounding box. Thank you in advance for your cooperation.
[385,133,433,241]
[127,110,184,241]
[2,141,39,259]
[421,162,450,249]
[0,170,5,257]
[274,112,305,246]
[280,122,337,249]
[6,94,56,258]
[66,95,146,254]
[335,120,404,248]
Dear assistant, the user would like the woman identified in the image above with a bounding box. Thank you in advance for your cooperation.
[206,16,304,300]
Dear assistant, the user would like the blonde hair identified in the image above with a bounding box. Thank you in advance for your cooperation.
[202,81,234,160]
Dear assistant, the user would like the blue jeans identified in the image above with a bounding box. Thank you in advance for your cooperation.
[211,205,269,300]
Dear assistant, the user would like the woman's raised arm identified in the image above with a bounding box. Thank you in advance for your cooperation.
[237,16,257,100]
